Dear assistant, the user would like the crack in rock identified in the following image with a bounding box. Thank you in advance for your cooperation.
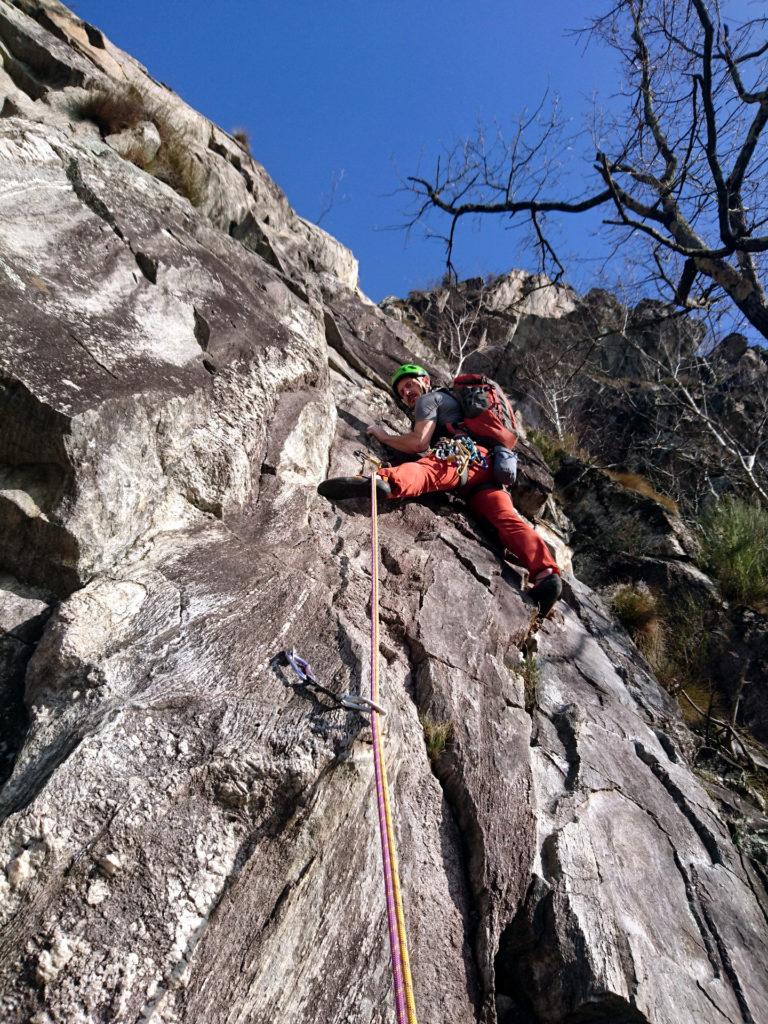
[65,156,125,240]
[635,742,723,865]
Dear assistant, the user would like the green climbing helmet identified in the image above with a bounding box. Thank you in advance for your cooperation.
[390,363,429,397]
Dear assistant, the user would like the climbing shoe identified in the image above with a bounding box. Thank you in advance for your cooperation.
[317,476,392,501]
[528,573,562,618]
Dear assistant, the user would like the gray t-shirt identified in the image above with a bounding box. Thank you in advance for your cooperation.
[413,389,463,440]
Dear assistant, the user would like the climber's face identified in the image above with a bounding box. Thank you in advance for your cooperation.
[396,375,430,408]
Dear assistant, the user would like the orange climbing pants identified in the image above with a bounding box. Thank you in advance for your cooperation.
[378,451,559,578]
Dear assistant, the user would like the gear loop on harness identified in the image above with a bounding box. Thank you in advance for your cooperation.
[431,435,487,487]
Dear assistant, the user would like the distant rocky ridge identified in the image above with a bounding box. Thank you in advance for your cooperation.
[1,3,767,1024]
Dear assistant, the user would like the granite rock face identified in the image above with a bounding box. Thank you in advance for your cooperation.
[1,4,767,1024]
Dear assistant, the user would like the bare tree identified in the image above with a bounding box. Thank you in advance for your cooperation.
[620,327,768,503]
[437,291,487,374]
[519,353,591,442]
[406,1,768,341]
[316,168,347,227]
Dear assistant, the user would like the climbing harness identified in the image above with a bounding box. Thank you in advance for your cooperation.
[432,435,487,486]
[282,648,385,715]
[361,453,419,1024]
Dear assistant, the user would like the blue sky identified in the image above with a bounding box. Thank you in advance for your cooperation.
[67,1,760,312]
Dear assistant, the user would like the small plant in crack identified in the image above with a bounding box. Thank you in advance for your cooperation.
[71,84,208,206]
[610,582,658,632]
[232,128,252,155]
[521,652,539,713]
[419,715,453,761]
[607,582,667,671]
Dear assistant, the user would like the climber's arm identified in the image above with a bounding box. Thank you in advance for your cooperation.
[367,418,436,454]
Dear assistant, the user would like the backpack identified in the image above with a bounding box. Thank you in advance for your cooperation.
[448,374,518,449]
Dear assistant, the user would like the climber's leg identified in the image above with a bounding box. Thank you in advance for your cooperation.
[377,453,493,498]
[318,452,493,502]
[466,486,559,578]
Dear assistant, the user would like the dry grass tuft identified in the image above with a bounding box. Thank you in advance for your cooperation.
[419,715,454,761]
[73,83,148,134]
[232,128,252,155]
[73,84,209,207]
[609,582,666,672]
[637,621,666,668]
[610,582,658,632]
[605,470,679,514]
[152,124,209,207]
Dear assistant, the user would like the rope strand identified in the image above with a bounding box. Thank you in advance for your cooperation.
[369,468,419,1024]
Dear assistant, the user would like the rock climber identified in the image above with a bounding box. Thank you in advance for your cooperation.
[318,364,562,616]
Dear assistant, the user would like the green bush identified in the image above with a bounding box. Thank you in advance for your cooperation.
[698,497,768,606]
[644,593,729,730]
[527,428,562,471]
[609,585,713,693]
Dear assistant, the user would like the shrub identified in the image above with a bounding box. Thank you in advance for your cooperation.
[698,497,768,606]
[419,715,453,761]
[648,594,721,726]
[527,428,588,472]
[608,586,725,728]
[527,427,593,474]
[602,517,650,558]
[527,428,561,471]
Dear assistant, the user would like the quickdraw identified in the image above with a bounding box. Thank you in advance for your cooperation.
[432,435,487,486]
[282,649,385,715]
[354,447,385,473]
